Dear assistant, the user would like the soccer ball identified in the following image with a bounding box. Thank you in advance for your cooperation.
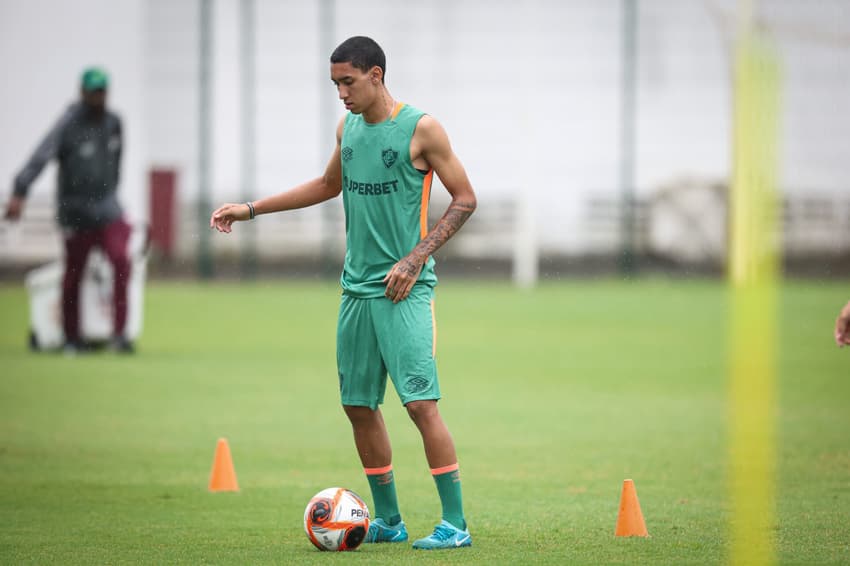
[303,487,370,551]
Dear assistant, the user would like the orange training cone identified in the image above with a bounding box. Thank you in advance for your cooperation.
[208,438,239,492]
[614,479,649,537]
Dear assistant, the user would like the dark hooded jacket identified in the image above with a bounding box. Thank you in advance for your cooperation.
[13,102,122,229]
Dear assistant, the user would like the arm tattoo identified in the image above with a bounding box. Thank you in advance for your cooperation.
[397,256,420,276]
[411,199,476,262]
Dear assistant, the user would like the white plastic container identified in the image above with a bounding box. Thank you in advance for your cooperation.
[24,227,147,350]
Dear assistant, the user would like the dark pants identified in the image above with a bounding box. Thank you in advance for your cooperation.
[62,219,132,342]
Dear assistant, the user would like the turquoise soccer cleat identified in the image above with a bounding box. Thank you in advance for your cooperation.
[365,518,409,543]
[412,520,472,550]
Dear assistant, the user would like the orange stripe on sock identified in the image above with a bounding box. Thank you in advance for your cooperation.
[364,464,393,475]
[430,463,459,476]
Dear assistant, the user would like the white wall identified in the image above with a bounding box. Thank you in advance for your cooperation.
[637,0,733,189]
[3,0,848,261]
[766,0,850,194]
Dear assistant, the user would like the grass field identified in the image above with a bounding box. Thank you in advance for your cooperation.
[1,279,848,564]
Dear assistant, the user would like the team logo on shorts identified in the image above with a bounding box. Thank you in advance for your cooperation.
[342,146,354,161]
[405,376,430,394]
[382,148,398,168]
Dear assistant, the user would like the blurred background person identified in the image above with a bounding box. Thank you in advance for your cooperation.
[4,67,133,354]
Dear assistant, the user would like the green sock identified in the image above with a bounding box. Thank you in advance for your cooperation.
[365,466,401,525]
[432,464,466,530]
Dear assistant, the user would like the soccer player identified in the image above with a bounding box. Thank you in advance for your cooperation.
[835,300,850,347]
[210,36,476,550]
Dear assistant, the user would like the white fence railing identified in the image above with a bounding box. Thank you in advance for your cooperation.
[3,187,850,269]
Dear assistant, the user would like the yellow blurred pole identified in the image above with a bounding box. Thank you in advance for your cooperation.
[727,3,781,564]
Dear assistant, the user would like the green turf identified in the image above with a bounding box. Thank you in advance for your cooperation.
[0,279,848,564]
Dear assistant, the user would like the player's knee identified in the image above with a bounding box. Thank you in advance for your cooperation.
[405,400,438,424]
[343,404,378,426]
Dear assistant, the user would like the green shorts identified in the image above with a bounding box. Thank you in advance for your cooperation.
[336,286,439,409]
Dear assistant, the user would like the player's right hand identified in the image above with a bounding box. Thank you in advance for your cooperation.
[210,203,250,233]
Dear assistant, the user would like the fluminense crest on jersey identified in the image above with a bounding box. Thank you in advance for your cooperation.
[382,148,398,168]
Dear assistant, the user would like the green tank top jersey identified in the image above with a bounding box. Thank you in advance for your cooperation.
[340,103,437,298]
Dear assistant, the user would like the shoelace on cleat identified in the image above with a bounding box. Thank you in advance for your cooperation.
[429,524,456,541]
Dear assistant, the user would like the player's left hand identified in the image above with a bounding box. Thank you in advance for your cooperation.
[383,254,424,303]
